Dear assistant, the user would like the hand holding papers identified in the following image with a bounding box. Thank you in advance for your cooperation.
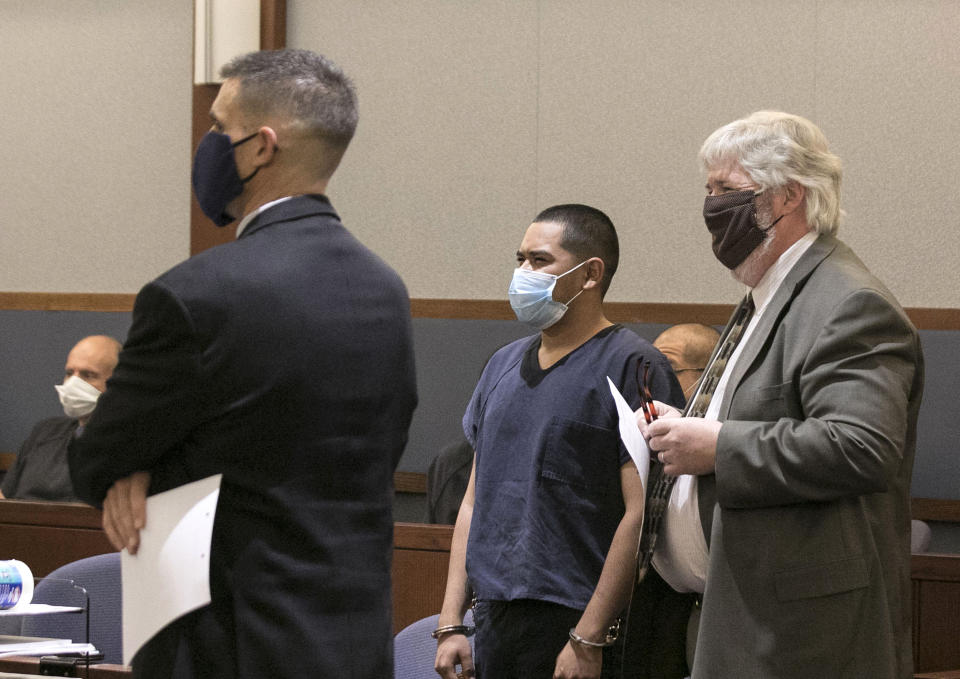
[121,474,221,665]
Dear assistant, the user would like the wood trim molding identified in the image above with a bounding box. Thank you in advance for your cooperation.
[394,471,427,494]
[409,298,515,320]
[394,521,454,550]
[911,552,960,581]
[1,461,954,523]
[906,307,960,331]
[399,484,960,519]
[409,298,960,329]
[190,83,226,255]
[1,294,959,329]
[260,0,286,50]
[912,498,960,523]
[189,0,287,256]
[413,299,742,326]
[0,499,103,529]
[0,292,137,312]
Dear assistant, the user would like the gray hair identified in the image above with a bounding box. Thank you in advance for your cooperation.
[699,111,844,235]
[220,49,358,149]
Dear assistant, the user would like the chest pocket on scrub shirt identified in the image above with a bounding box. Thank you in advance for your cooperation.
[540,416,619,491]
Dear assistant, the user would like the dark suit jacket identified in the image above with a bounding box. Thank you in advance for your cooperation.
[69,195,418,679]
[2,416,80,502]
[694,235,922,679]
[425,438,473,525]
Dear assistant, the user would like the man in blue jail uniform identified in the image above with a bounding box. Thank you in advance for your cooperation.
[69,49,417,679]
[434,204,686,679]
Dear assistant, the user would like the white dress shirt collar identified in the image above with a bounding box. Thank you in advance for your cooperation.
[750,230,818,316]
[235,196,297,238]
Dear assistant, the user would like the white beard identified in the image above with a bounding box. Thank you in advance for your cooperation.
[731,201,778,287]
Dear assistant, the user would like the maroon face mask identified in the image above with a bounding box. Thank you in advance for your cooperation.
[703,189,781,269]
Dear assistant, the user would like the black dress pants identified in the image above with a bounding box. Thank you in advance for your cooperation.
[472,599,619,679]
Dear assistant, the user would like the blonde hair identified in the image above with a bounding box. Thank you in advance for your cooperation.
[700,111,844,235]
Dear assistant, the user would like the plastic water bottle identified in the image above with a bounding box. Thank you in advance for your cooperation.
[0,560,34,610]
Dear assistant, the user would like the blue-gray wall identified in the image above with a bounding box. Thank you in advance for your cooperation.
[1,310,957,540]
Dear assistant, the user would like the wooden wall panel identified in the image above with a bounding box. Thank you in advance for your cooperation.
[1,504,958,671]
[392,523,454,633]
[912,499,960,524]
[189,0,287,256]
[913,553,960,673]
[0,501,112,577]
[189,83,227,255]
[260,0,286,50]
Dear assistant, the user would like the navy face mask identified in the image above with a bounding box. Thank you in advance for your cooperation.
[191,131,259,227]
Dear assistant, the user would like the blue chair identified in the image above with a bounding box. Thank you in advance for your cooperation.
[20,552,123,665]
[394,609,475,679]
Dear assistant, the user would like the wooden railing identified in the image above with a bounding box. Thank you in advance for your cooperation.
[1,502,957,673]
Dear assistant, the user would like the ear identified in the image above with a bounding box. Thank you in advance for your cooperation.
[782,181,806,215]
[581,257,605,291]
[253,126,279,166]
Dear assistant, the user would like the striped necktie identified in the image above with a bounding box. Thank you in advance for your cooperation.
[636,294,755,581]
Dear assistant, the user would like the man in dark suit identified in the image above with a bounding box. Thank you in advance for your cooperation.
[69,49,417,679]
[641,111,922,678]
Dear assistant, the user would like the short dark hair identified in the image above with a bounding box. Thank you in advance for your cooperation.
[534,204,619,297]
[220,49,358,149]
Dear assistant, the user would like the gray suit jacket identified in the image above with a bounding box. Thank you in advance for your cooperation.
[693,235,923,679]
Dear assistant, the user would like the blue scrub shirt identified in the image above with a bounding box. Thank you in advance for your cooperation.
[463,324,684,610]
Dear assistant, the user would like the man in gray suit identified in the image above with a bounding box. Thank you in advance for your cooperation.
[641,111,923,678]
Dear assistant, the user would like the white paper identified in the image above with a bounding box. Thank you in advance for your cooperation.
[0,634,98,658]
[121,474,222,665]
[606,377,650,491]
[0,604,83,616]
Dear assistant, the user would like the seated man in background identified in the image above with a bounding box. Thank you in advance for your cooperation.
[1,335,120,501]
[653,323,720,400]
[435,204,685,679]
[425,437,474,525]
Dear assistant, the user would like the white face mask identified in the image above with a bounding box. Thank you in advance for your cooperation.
[55,375,102,419]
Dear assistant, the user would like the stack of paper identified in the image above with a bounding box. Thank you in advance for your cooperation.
[0,604,82,617]
[0,634,98,658]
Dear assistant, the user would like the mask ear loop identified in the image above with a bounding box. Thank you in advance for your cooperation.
[555,259,590,279]
[230,131,262,184]
[557,258,600,305]
[561,288,585,307]
[753,188,786,232]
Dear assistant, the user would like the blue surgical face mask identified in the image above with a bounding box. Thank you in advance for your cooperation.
[191,130,259,227]
[508,260,587,329]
